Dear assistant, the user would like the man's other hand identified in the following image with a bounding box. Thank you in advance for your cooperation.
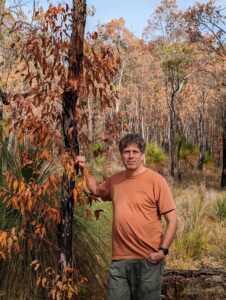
[76,156,86,168]
[147,250,165,263]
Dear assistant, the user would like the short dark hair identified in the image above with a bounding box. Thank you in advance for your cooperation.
[119,133,146,153]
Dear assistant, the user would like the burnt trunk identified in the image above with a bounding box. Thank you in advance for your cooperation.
[169,96,176,177]
[177,139,182,181]
[0,90,8,186]
[0,1,6,186]
[58,91,80,271]
[221,107,226,188]
[58,0,86,277]
[197,107,205,171]
[0,92,2,186]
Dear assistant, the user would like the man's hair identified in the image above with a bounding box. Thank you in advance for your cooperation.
[119,133,146,154]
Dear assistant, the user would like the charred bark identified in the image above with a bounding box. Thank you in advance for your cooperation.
[0,90,8,186]
[197,109,205,171]
[0,91,3,186]
[177,139,182,181]
[169,95,176,177]
[221,107,226,188]
[197,94,206,172]
[58,91,80,271]
[58,0,86,277]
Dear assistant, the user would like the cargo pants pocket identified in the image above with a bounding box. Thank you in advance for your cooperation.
[137,260,164,300]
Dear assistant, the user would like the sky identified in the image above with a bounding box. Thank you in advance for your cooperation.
[34,0,225,38]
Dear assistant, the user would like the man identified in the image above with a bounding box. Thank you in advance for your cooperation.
[78,133,177,300]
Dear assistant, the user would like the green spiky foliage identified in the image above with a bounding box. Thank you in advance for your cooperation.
[0,136,112,299]
[91,141,105,157]
[0,134,61,299]
[145,143,168,165]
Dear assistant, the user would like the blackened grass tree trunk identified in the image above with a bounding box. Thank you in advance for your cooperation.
[58,0,86,275]
[0,90,3,186]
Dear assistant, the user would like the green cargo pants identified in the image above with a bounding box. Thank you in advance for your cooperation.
[107,259,164,300]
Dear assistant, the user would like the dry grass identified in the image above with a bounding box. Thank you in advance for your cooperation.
[167,181,226,271]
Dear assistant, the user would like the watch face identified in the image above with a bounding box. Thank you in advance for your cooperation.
[160,247,168,255]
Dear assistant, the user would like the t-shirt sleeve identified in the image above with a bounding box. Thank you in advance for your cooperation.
[96,177,111,201]
[156,177,176,214]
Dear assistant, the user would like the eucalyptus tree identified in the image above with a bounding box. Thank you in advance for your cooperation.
[183,0,226,186]
[145,0,193,177]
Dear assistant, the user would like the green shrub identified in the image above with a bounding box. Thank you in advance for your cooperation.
[94,156,106,168]
[204,151,214,164]
[179,142,199,160]
[216,198,226,221]
[91,141,105,157]
[145,143,168,164]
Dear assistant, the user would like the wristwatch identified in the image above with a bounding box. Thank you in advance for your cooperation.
[159,247,168,256]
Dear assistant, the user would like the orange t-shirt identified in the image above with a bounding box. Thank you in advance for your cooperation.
[97,168,176,260]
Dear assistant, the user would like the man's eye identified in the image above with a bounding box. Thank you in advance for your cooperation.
[124,150,140,154]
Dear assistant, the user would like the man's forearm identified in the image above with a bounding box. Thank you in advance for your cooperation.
[161,210,178,249]
[148,209,177,262]
[76,156,98,195]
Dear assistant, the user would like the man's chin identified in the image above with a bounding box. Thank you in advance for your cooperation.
[125,165,137,170]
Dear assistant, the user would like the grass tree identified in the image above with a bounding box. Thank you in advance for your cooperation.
[0,135,111,299]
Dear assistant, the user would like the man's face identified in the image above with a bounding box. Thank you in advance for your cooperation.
[121,143,145,170]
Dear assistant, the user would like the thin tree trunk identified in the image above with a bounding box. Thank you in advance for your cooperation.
[177,139,182,181]
[0,0,6,21]
[0,92,3,186]
[135,97,140,133]
[0,1,5,186]
[115,60,124,114]
[221,107,226,188]
[197,106,205,171]
[169,96,176,177]
[88,97,93,142]
[0,93,8,186]
[58,0,86,278]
